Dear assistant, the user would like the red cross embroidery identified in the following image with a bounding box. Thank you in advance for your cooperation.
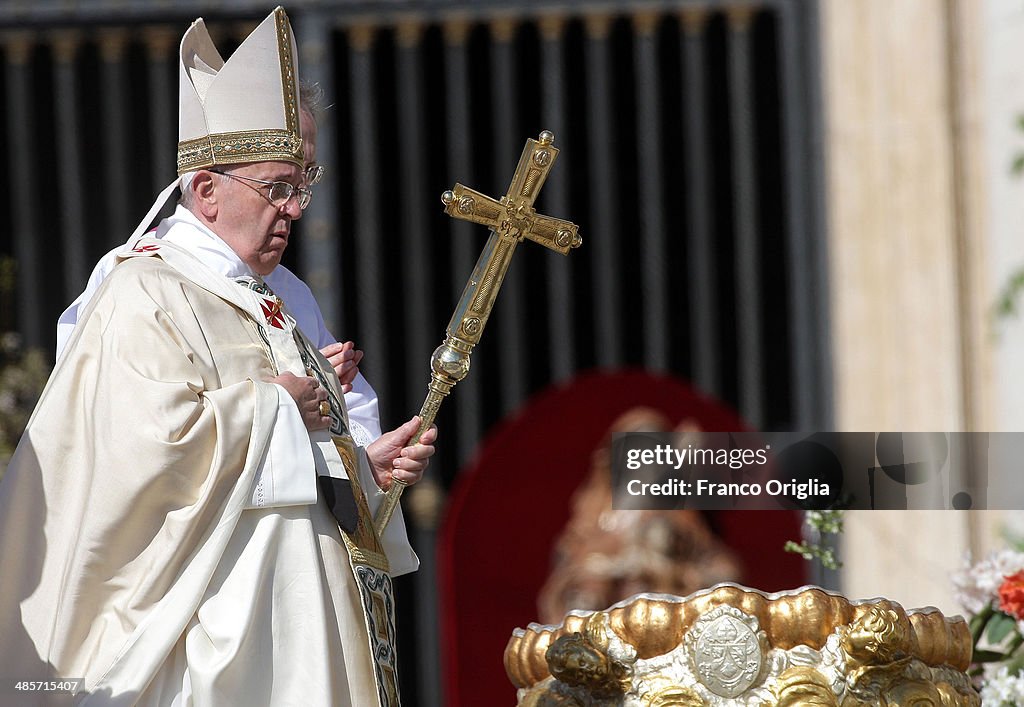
[132,244,160,253]
[261,297,285,329]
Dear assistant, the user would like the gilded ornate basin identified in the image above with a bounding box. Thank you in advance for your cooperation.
[505,583,979,706]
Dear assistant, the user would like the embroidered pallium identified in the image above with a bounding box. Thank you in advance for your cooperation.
[355,566,401,707]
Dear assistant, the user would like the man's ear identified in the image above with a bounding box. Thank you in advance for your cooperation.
[192,171,219,219]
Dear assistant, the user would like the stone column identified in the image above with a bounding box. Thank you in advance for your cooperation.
[988,0,1024,441]
[819,0,991,612]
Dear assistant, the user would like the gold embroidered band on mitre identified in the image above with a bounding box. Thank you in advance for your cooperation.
[273,4,300,146]
[177,129,304,174]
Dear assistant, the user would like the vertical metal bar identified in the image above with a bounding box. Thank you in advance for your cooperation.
[3,32,44,349]
[802,0,834,430]
[538,15,574,382]
[634,11,669,371]
[490,17,527,411]
[583,14,623,368]
[348,23,390,410]
[296,12,342,336]
[775,2,815,431]
[396,20,433,446]
[395,20,443,707]
[443,18,483,466]
[680,9,720,396]
[51,31,89,292]
[145,26,176,201]
[100,29,130,240]
[727,7,764,428]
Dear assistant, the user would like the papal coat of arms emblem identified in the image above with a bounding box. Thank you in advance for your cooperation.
[685,605,767,697]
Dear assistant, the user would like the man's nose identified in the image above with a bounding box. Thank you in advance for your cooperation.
[283,194,303,219]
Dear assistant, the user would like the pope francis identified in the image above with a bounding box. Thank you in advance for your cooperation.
[0,7,433,706]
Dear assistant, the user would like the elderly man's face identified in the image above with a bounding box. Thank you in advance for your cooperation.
[207,109,317,277]
[212,160,304,276]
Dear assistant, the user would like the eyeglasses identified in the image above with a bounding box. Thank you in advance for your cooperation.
[210,169,313,210]
[304,164,325,187]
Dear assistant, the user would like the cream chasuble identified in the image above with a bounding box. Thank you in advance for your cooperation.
[56,205,384,448]
[0,237,411,706]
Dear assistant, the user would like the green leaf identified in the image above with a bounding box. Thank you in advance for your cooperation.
[987,612,1018,645]
[1004,649,1024,676]
[993,268,1024,327]
[1012,154,1024,176]
[971,605,996,643]
[782,540,842,570]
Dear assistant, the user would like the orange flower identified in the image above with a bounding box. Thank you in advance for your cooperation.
[998,570,1024,620]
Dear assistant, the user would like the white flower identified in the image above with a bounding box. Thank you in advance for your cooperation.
[981,665,1024,705]
[951,549,1024,615]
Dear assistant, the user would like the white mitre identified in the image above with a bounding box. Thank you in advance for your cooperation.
[128,5,305,243]
[177,5,304,174]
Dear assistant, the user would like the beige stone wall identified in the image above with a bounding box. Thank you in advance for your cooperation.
[819,0,997,613]
[823,0,964,429]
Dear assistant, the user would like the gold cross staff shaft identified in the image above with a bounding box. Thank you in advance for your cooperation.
[374,130,582,534]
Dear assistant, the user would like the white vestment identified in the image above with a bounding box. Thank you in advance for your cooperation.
[0,227,414,706]
[55,205,382,446]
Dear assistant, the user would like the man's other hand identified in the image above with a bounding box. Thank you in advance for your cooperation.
[320,341,364,393]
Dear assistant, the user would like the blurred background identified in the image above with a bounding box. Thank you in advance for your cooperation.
[1,0,1023,703]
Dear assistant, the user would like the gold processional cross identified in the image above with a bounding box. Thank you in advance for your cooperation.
[374,130,582,534]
